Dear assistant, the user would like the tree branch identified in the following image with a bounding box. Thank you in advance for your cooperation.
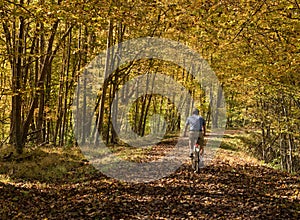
[231,0,266,43]
[3,0,35,17]
[295,0,300,10]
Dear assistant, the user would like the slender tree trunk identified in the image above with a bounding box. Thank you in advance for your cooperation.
[95,19,113,145]
[60,28,72,146]
[11,1,25,153]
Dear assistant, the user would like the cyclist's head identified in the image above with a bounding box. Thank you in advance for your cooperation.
[192,108,199,115]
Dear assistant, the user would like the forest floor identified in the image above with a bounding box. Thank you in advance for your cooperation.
[0,130,300,219]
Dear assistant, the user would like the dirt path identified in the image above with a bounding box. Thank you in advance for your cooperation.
[1,133,300,219]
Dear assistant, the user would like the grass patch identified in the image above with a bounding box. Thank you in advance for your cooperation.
[220,141,238,151]
[0,145,96,183]
[217,130,264,165]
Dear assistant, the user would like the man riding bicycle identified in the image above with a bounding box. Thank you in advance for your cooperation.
[184,108,206,158]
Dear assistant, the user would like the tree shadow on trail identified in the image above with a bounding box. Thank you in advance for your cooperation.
[110,163,300,219]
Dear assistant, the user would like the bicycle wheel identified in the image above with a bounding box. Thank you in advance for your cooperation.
[193,144,200,173]
[199,155,204,168]
[191,154,195,170]
[195,151,200,173]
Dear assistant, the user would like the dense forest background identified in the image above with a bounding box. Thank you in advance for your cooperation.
[0,0,299,172]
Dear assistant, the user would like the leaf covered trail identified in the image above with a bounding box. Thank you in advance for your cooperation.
[1,138,300,219]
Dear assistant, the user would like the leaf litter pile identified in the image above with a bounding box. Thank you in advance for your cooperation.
[1,136,300,219]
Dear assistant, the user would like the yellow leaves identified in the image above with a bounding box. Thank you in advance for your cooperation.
[293,189,300,200]
[1,132,300,218]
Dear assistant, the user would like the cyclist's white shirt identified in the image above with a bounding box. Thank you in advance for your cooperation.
[185,114,205,131]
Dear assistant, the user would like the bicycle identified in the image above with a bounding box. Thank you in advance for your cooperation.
[191,143,204,173]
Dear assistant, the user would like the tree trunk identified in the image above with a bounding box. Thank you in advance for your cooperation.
[94,19,113,145]
[11,1,25,153]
